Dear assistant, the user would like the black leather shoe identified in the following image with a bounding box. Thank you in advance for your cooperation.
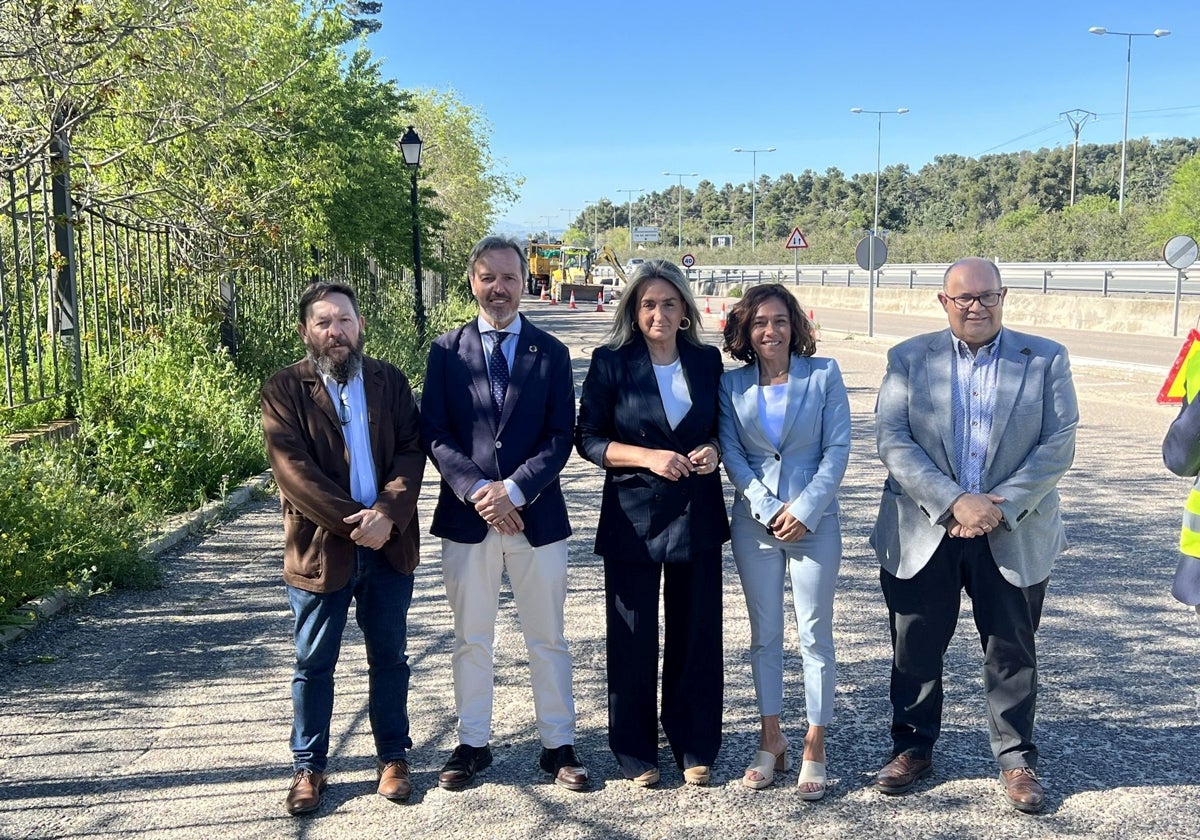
[438,743,493,791]
[539,744,590,791]
[875,754,933,795]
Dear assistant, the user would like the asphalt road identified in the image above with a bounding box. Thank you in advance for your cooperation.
[1,301,1197,840]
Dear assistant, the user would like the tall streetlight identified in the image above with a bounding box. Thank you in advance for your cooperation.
[663,171,698,248]
[732,147,775,251]
[850,108,908,338]
[1060,109,1096,206]
[560,208,577,237]
[540,215,556,240]
[399,125,426,345]
[1088,26,1170,214]
[617,188,643,252]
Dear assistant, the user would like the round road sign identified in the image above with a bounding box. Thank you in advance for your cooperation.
[855,235,888,271]
[681,253,695,268]
[1164,235,1199,271]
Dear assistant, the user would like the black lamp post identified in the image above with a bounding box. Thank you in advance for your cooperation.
[400,125,426,344]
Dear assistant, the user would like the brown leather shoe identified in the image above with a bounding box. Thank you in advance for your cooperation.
[285,768,326,815]
[1000,767,1045,813]
[875,754,933,795]
[377,758,412,802]
[539,745,590,791]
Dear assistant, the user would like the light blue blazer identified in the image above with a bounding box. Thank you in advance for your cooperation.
[718,355,851,532]
[870,328,1078,587]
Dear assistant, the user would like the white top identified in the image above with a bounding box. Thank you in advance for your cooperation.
[758,382,788,449]
[653,359,692,430]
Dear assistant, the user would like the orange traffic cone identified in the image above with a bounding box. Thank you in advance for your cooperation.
[718,302,727,331]
[704,297,712,314]
[549,288,558,305]
[595,290,604,312]
[568,291,577,310]
[539,283,547,301]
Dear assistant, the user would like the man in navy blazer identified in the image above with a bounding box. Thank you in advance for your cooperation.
[870,258,1078,813]
[421,235,588,792]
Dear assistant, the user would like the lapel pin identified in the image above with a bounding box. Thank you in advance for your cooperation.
[529,344,537,353]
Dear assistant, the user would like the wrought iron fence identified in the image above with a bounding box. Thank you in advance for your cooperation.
[2,140,439,412]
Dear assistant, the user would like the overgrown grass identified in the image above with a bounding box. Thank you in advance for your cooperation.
[0,286,479,619]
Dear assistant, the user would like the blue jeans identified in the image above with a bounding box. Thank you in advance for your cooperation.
[287,547,414,773]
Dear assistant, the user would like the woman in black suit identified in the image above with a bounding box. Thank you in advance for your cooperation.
[576,259,730,787]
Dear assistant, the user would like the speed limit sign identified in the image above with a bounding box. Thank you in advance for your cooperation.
[681,253,695,268]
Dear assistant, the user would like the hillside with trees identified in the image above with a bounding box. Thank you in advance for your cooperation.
[567,138,1200,264]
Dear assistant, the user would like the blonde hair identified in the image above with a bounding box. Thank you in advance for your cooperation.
[604,259,704,349]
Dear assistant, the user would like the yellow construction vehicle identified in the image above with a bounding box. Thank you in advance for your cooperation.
[526,239,562,295]
[551,244,628,304]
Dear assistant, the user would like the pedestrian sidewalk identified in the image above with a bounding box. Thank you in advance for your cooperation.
[1,304,1198,839]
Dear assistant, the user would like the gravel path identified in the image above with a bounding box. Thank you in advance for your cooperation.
[1,301,1197,839]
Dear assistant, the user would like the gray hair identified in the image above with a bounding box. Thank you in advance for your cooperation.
[605,259,704,349]
[467,235,529,280]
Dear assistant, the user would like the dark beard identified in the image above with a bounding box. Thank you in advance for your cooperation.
[309,335,364,384]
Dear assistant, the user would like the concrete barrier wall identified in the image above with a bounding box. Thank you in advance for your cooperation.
[696,282,1200,337]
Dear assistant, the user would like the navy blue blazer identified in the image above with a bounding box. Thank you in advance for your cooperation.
[421,316,574,547]
[576,334,730,563]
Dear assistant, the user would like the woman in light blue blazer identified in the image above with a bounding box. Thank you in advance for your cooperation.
[718,284,850,798]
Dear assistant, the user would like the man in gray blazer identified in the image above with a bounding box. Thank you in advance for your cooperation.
[870,258,1078,813]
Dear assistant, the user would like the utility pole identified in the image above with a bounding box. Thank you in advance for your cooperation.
[1060,109,1096,206]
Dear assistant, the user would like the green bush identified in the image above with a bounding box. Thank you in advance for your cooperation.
[0,445,150,615]
[76,313,267,516]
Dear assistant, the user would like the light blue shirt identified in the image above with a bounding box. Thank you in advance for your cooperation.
[472,314,527,507]
[321,371,377,508]
[951,329,1001,495]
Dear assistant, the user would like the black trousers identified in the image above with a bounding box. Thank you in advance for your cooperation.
[603,550,723,777]
[880,534,1047,770]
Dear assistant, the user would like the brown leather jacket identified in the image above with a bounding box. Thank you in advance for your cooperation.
[261,356,424,592]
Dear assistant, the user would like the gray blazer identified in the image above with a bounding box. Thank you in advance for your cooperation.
[718,355,851,532]
[870,328,1078,587]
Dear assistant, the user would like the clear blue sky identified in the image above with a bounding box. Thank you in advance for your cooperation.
[367,0,1198,235]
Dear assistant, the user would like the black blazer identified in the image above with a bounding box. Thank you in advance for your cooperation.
[421,316,574,547]
[576,334,730,563]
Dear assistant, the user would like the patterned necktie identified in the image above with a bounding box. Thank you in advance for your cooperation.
[488,331,510,422]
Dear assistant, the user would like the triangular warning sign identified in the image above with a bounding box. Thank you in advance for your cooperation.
[1158,329,1200,404]
[785,227,808,249]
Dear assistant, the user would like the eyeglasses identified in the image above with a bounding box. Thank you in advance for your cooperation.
[944,290,1004,310]
[336,384,351,426]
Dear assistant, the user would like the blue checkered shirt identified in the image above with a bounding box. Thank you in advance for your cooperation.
[951,331,1001,494]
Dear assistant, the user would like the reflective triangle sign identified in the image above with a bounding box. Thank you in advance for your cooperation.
[785,227,808,249]
[1158,329,1200,404]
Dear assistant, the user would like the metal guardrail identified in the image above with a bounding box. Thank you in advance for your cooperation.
[686,261,1191,297]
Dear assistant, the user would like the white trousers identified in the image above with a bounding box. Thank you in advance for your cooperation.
[731,510,841,726]
[441,532,575,748]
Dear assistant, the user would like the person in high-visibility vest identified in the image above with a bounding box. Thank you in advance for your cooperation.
[1162,350,1200,627]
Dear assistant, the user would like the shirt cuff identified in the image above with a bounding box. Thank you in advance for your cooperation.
[503,478,525,507]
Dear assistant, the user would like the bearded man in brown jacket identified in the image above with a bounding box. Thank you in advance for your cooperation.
[261,281,424,816]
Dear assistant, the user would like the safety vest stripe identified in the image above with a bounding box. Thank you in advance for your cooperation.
[1182,483,1200,556]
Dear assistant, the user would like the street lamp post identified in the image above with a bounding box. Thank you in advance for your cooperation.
[1088,26,1170,214]
[560,208,577,239]
[732,147,775,251]
[399,125,426,345]
[663,171,698,248]
[850,108,908,338]
[617,188,643,252]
